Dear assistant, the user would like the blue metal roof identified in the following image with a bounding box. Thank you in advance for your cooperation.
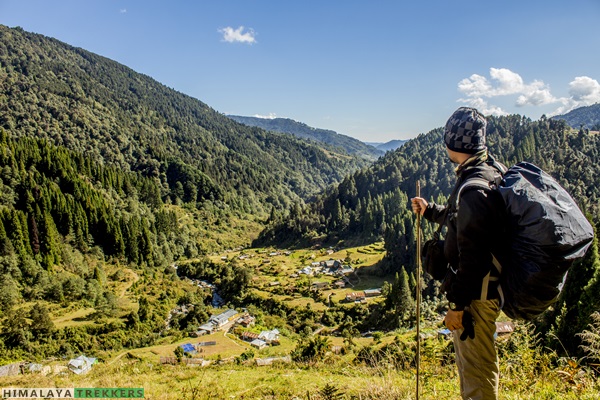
[180,343,196,353]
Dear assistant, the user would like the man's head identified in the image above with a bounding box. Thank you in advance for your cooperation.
[444,107,487,155]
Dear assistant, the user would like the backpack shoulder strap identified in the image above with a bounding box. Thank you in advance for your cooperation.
[455,177,494,210]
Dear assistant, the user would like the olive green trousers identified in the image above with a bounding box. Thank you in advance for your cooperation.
[453,299,501,400]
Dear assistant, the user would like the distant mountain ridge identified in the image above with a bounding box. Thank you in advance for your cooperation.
[552,103,600,130]
[227,115,384,160]
[365,140,409,152]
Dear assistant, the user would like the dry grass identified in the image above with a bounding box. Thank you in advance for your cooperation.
[2,352,597,400]
[51,307,97,329]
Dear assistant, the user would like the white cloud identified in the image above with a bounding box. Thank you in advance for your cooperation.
[458,68,563,115]
[219,26,257,44]
[489,68,524,95]
[515,81,557,106]
[254,113,277,119]
[459,68,600,117]
[548,76,600,116]
[569,76,600,103]
[119,9,127,14]
[458,68,527,99]
[457,74,493,98]
[457,97,508,116]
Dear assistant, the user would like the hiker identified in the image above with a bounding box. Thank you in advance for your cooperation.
[411,107,506,400]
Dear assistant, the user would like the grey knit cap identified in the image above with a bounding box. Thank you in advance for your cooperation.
[444,107,487,154]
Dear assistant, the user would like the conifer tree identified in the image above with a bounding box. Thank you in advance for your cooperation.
[29,302,55,339]
[385,267,415,328]
[396,267,415,326]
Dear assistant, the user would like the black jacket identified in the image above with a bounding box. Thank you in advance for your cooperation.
[423,156,507,309]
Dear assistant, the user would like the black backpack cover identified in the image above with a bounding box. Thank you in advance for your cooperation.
[458,162,594,320]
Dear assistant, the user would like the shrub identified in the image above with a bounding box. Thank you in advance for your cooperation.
[291,335,331,362]
[578,311,600,367]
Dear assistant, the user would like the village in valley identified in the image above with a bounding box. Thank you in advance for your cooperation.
[0,241,518,380]
[0,243,392,379]
[200,243,387,309]
[157,242,515,369]
[157,244,389,366]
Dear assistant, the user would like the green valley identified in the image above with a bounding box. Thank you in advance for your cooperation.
[0,24,599,399]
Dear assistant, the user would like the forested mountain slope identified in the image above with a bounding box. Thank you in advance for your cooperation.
[0,24,372,328]
[0,25,366,215]
[256,115,600,267]
[553,103,600,130]
[227,115,383,160]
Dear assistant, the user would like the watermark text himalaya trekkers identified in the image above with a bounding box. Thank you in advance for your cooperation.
[2,387,144,398]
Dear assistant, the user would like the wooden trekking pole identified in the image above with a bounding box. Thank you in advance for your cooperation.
[415,181,422,400]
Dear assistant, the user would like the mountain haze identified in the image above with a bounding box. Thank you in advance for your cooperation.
[228,115,384,161]
[366,139,409,152]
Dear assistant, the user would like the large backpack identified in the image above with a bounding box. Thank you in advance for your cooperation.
[457,162,595,320]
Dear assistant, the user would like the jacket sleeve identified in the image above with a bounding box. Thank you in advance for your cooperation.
[423,203,448,226]
[446,187,500,308]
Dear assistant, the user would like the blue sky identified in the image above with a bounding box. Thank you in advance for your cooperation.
[1,1,599,142]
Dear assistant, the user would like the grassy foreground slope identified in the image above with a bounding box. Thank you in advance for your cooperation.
[1,332,598,400]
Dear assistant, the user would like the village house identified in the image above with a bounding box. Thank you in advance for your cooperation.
[250,339,268,349]
[180,343,197,355]
[241,332,259,342]
[337,265,354,276]
[196,309,239,335]
[171,303,193,316]
[333,280,346,289]
[364,288,382,297]
[209,309,238,328]
[345,292,366,303]
[236,314,255,328]
[299,266,313,275]
[321,259,341,269]
[68,355,96,375]
[258,329,280,345]
[195,322,216,336]
[311,281,330,291]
